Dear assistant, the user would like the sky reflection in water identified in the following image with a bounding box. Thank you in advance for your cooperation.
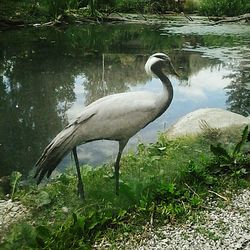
[64,62,232,166]
[0,20,249,176]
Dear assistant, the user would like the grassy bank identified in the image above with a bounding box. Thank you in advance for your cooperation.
[1,0,250,28]
[199,0,250,16]
[1,125,249,249]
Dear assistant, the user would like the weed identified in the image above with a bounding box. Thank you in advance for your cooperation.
[10,171,22,201]
[209,125,249,176]
[1,127,249,249]
[196,227,221,241]
[200,0,249,16]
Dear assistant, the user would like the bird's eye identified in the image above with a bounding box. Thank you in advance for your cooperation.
[155,55,166,60]
[154,54,170,62]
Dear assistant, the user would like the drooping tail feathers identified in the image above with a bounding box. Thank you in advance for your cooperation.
[34,125,78,184]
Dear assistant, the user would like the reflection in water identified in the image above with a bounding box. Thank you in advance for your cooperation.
[0,22,249,177]
[177,65,232,100]
[82,54,149,105]
[225,73,250,117]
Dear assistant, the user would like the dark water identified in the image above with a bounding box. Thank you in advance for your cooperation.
[0,18,250,177]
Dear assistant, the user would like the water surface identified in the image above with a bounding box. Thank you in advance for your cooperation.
[0,18,249,177]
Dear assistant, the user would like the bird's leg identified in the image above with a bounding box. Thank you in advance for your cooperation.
[72,147,85,200]
[114,140,127,195]
[114,151,122,196]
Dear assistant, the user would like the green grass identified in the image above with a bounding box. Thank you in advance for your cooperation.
[1,126,249,249]
[1,0,249,27]
[200,0,250,16]
[0,0,48,24]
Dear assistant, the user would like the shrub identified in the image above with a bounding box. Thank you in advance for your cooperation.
[184,0,200,13]
[38,0,82,18]
[200,0,249,16]
[115,0,147,13]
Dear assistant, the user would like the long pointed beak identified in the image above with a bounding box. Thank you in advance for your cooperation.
[170,62,180,78]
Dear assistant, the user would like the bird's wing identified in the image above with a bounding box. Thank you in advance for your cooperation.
[68,110,97,127]
[72,91,157,125]
[97,91,157,112]
[35,91,159,183]
[35,110,98,183]
[71,91,160,142]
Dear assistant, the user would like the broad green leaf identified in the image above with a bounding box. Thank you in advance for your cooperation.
[36,191,51,207]
[233,125,249,157]
[36,225,51,239]
[210,144,231,161]
[10,171,22,200]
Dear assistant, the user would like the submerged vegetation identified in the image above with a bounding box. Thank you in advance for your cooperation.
[1,126,249,249]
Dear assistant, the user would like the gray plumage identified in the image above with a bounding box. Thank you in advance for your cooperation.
[34,53,178,196]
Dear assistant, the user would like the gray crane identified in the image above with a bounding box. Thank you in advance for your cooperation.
[34,53,178,199]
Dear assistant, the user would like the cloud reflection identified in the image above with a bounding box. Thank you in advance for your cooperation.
[177,66,232,101]
[62,63,232,167]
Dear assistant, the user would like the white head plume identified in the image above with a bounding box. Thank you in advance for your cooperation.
[145,53,170,76]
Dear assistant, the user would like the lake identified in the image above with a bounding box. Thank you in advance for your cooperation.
[0,16,250,177]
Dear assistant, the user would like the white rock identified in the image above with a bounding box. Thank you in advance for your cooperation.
[62,206,69,213]
[165,108,250,138]
[11,206,19,213]
[0,199,28,241]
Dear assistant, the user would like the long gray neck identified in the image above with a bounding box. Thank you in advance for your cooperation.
[151,64,174,117]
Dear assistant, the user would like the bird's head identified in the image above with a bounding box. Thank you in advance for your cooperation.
[145,53,179,78]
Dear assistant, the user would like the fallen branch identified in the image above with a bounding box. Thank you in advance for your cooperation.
[0,19,25,28]
[208,190,228,201]
[184,183,201,198]
[210,13,250,25]
[181,12,193,22]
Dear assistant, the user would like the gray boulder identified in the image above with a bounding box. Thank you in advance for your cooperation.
[166,108,250,138]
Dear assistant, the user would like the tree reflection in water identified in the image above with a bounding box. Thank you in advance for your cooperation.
[225,71,250,117]
[0,23,248,177]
